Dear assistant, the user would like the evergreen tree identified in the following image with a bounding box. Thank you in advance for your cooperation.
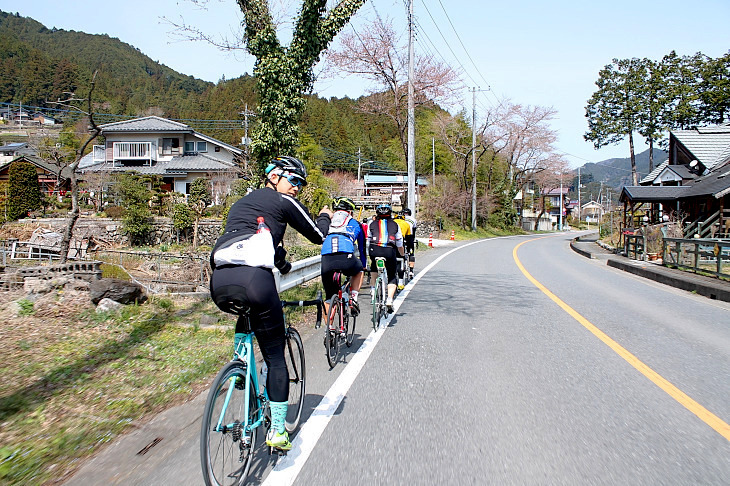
[8,160,42,220]
[661,51,702,130]
[585,58,644,185]
[696,51,730,125]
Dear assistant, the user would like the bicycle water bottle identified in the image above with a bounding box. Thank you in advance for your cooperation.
[256,216,269,233]
[260,361,268,390]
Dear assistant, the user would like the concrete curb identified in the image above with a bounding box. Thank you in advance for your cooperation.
[571,236,730,303]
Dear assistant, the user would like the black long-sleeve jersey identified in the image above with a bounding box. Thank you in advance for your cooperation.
[211,187,330,267]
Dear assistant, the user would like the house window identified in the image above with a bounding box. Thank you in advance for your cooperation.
[162,138,179,155]
[185,141,195,153]
[197,141,207,153]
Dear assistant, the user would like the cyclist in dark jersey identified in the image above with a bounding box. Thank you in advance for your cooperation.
[368,203,404,312]
[209,156,331,451]
[320,197,366,316]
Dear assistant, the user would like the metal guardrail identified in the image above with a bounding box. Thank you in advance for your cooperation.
[662,237,730,279]
[275,255,322,292]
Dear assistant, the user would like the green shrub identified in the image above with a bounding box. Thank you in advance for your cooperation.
[8,161,42,220]
[172,203,194,231]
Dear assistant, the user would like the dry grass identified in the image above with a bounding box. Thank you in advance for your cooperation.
[0,282,321,486]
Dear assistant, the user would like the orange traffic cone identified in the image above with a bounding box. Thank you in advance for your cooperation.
[428,233,433,247]
[450,230,455,241]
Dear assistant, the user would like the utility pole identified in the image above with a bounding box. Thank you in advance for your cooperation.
[406,0,416,213]
[559,173,563,231]
[432,137,435,185]
[239,104,256,170]
[357,147,362,182]
[471,87,477,231]
[577,167,581,225]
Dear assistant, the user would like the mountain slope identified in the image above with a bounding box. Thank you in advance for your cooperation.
[579,148,668,189]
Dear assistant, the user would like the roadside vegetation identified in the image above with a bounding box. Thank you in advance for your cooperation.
[0,283,321,486]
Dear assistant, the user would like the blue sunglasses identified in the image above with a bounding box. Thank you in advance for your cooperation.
[283,174,305,188]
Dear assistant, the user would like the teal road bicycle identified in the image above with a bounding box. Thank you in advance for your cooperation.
[200,298,322,486]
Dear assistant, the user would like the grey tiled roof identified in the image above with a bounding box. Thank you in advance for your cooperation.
[0,155,73,179]
[672,123,730,171]
[79,153,236,176]
[100,116,193,133]
[620,185,689,202]
[680,161,730,198]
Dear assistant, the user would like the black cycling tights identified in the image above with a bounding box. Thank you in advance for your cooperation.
[369,245,398,285]
[211,265,288,402]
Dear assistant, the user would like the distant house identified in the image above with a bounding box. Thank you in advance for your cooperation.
[32,112,61,126]
[0,142,34,163]
[78,116,243,199]
[361,173,428,208]
[581,200,603,223]
[10,109,32,125]
[0,154,72,196]
[544,186,570,223]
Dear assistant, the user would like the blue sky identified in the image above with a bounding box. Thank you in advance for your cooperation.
[3,0,729,168]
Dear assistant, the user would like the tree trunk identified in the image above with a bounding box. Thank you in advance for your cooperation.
[629,132,638,186]
[193,217,200,249]
[648,138,654,173]
[58,172,79,263]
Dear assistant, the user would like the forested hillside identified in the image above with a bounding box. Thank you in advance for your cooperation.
[580,148,668,189]
[0,10,401,162]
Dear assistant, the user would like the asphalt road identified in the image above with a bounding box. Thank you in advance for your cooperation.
[65,233,730,485]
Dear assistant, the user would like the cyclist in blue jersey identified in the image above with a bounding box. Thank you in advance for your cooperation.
[321,197,366,316]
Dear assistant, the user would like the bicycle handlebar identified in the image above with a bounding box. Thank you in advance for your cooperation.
[281,290,324,329]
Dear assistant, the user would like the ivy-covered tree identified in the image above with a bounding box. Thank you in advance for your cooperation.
[585,58,644,186]
[7,161,42,220]
[235,0,366,165]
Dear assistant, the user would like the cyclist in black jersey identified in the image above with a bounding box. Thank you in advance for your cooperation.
[209,156,331,451]
[368,204,404,312]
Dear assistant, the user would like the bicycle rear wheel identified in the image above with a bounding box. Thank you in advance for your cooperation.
[371,280,381,330]
[284,327,305,433]
[200,361,258,486]
[325,297,341,368]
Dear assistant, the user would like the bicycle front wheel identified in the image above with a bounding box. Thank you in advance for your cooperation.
[285,327,306,433]
[345,304,356,347]
[200,361,258,486]
[325,297,341,368]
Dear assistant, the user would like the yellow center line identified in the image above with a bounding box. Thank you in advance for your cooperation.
[513,237,730,442]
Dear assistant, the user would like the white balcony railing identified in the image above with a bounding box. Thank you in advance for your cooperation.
[92,145,106,162]
[113,142,153,165]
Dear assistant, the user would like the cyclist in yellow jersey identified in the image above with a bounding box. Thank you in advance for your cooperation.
[393,213,412,290]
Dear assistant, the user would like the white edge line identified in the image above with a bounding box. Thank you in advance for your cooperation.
[262,237,501,486]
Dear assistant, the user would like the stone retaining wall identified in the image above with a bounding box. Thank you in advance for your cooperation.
[5,218,225,248]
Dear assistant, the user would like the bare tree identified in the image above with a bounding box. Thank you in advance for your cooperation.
[49,72,102,262]
[327,15,461,163]
[529,158,570,230]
